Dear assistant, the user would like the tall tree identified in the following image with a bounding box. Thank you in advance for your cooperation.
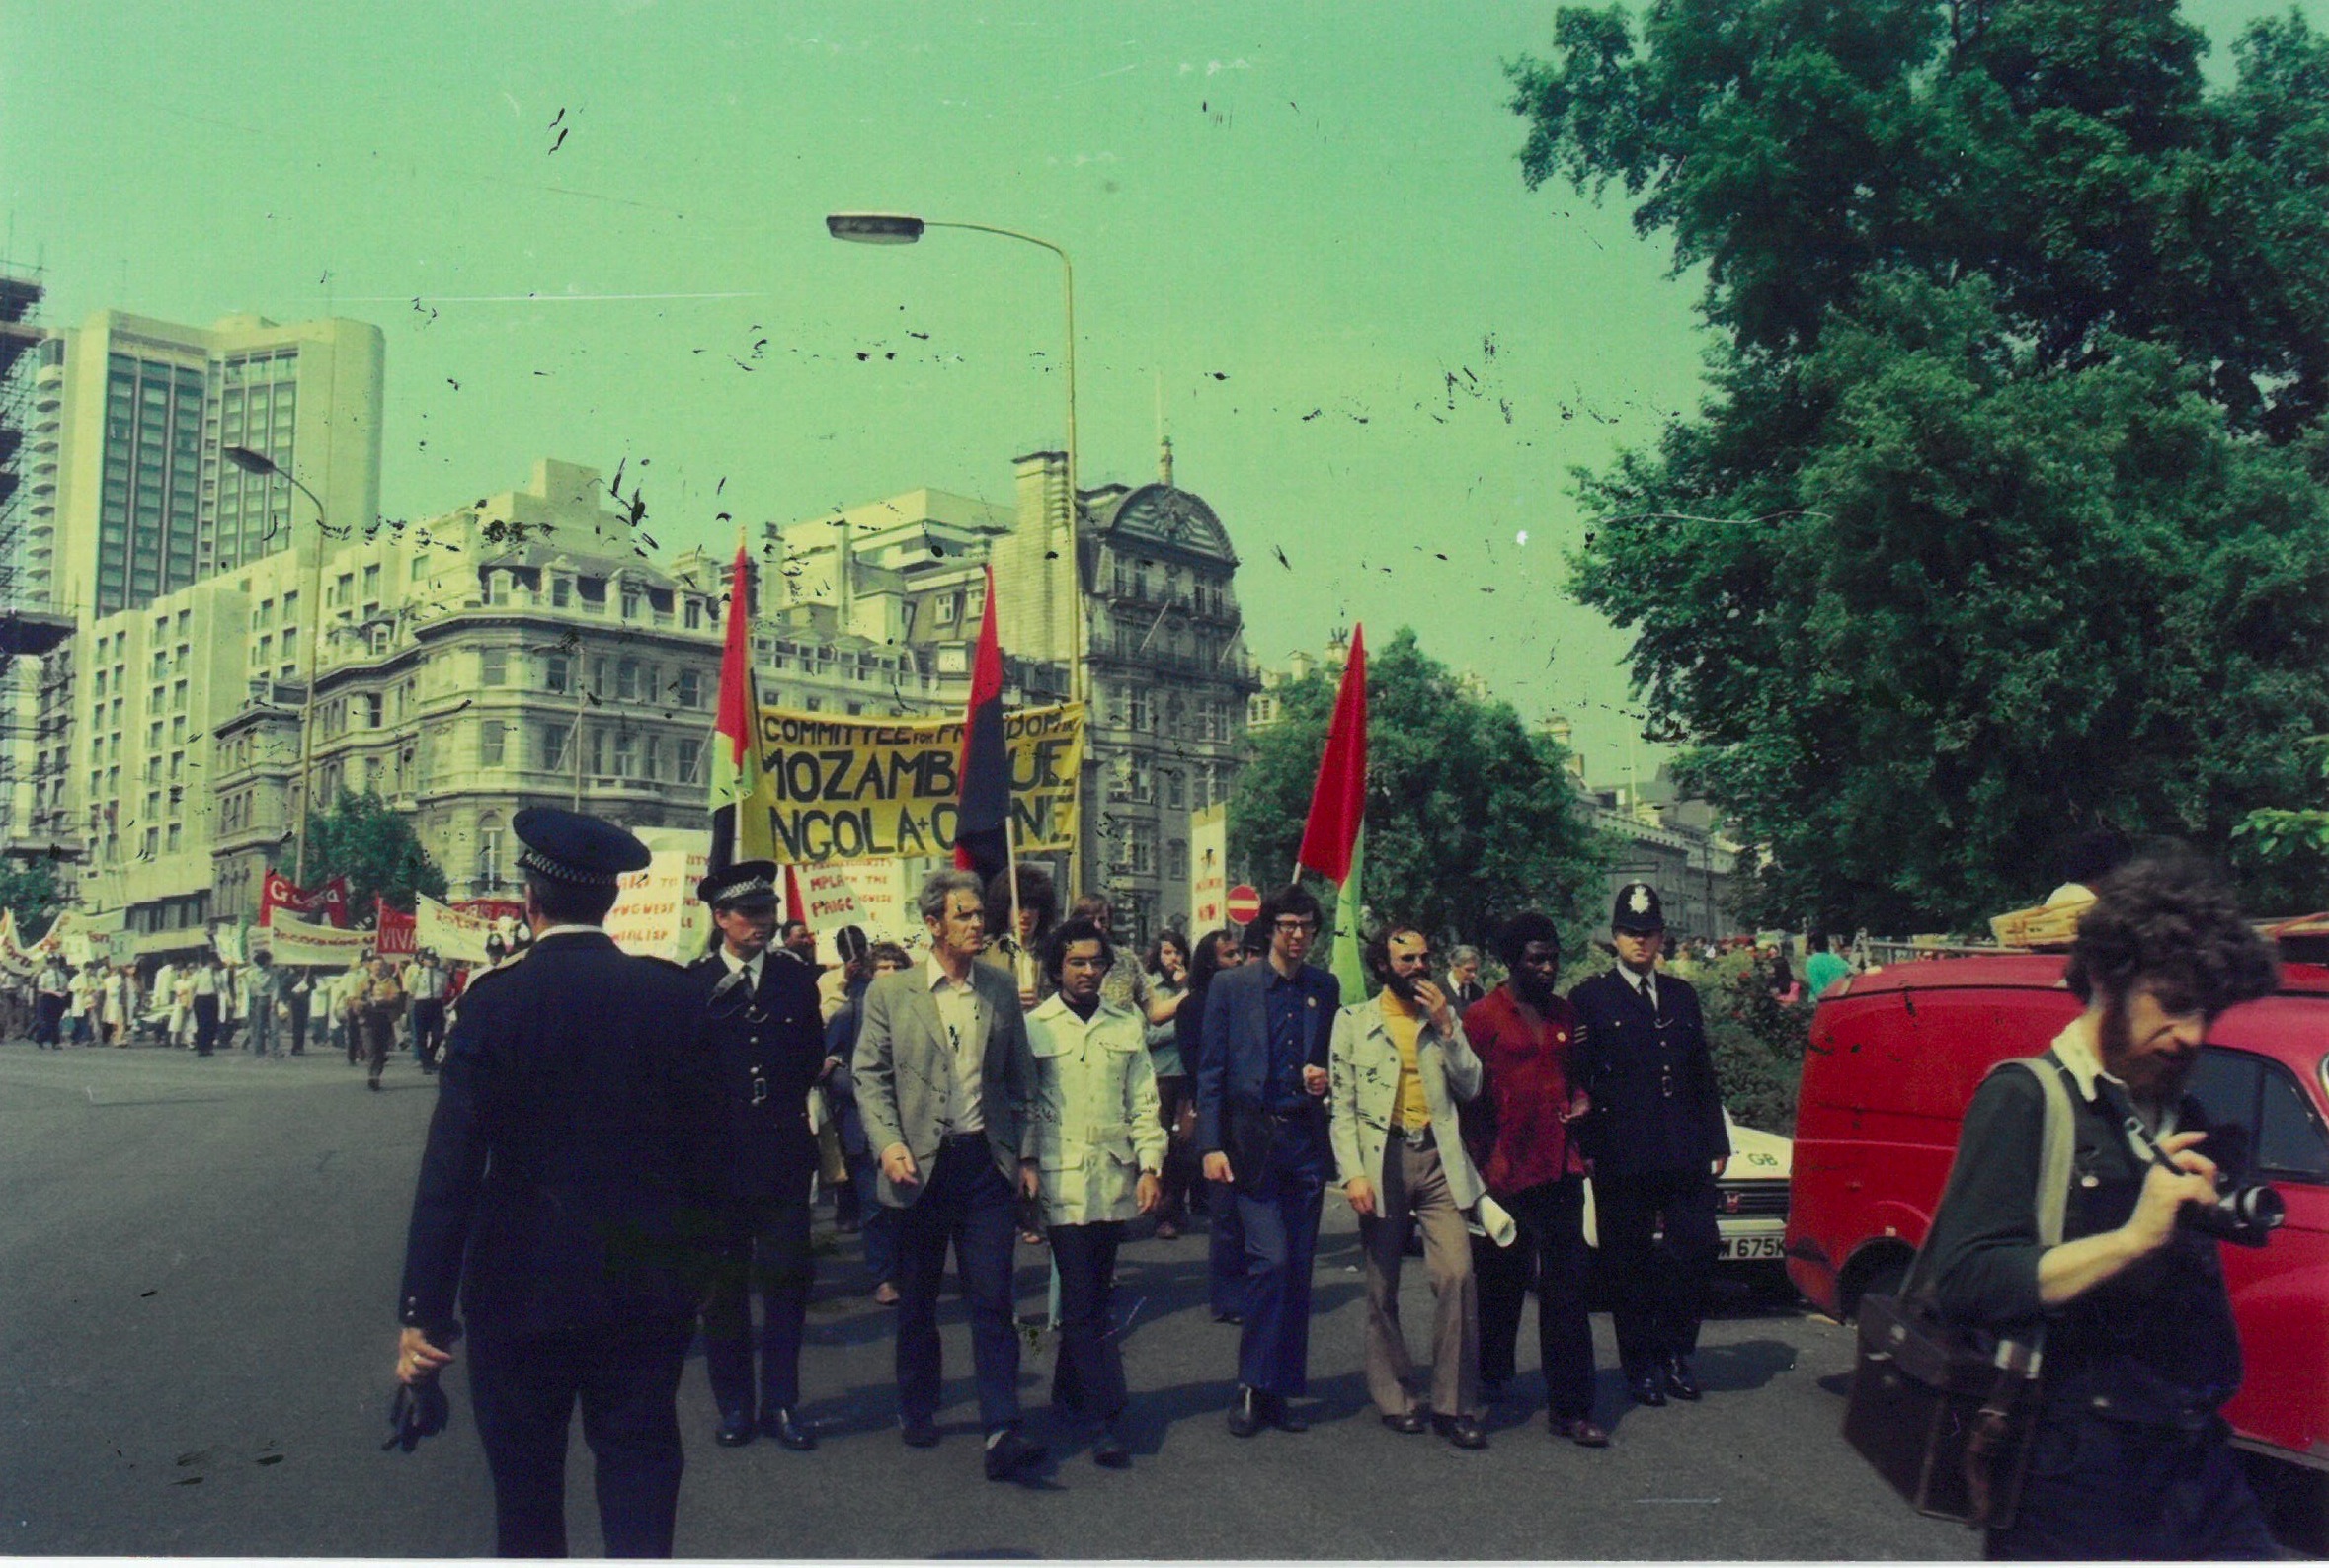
[1510,0,2329,930]
[292,790,449,918]
[0,859,60,937]
[1230,628,1610,963]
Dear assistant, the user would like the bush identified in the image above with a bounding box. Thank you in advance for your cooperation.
[1697,947,1810,1135]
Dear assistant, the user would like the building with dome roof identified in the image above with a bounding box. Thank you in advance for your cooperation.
[772,439,1255,942]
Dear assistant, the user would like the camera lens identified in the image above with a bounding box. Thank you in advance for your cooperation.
[2224,1184,2286,1232]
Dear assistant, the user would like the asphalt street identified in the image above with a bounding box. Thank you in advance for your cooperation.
[0,1039,1973,1559]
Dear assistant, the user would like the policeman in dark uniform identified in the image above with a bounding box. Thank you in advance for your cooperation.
[691,861,826,1451]
[1567,882,1729,1408]
[393,808,722,1559]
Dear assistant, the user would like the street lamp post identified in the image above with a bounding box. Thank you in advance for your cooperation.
[825,211,1092,893]
[222,446,328,887]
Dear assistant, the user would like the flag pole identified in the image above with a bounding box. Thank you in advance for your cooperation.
[1004,813,1031,998]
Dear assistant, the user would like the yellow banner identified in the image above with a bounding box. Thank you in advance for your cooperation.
[747,702,1084,866]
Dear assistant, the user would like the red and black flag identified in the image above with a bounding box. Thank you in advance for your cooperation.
[951,565,1010,885]
[708,535,772,874]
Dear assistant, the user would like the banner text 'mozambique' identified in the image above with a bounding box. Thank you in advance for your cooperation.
[750,701,1084,865]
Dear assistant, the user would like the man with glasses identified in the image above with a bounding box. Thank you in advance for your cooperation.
[1196,885,1340,1438]
[1329,923,1490,1449]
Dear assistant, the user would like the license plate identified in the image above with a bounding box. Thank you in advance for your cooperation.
[1722,1234,1784,1260]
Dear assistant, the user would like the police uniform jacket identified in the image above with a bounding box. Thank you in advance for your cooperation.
[1026,994,1168,1227]
[691,948,827,1202]
[1567,966,1729,1178]
[397,930,722,1339]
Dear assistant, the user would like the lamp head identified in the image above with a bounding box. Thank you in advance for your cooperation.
[223,445,279,477]
[826,212,926,245]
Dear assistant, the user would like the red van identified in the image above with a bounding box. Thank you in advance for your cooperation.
[1786,953,2329,1475]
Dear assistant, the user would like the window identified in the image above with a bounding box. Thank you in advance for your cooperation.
[477,813,506,885]
[551,576,572,609]
[683,597,703,630]
[612,731,637,778]
[675,738,702,785]
[480,648,508,686]
[1167,839,1188,880]
[2191,1049,2329,1186]
[935,592,958,626]
[1128,689,1153,733]
[364,692,384,729]
[621,586,642,619]
[676,668,702,708]
[544,654,571,695]
[616,659,639,701]
[1164,768,1185,809]
[480,720,506,768]
[539,722,570,771]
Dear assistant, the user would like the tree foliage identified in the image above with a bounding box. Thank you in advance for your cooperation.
[1229,627,1611,962]
[1510,0,2329,931]
[0,858,61,938]
[292,790,448,917]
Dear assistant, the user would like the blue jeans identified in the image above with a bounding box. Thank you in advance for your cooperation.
[1049,1221,1127,1423]
[890,1137,1022,1431]
[1232,1130,1327,1397]
[1207,1177,1248,1318]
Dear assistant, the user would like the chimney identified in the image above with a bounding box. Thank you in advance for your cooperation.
[1014,450,1070,540]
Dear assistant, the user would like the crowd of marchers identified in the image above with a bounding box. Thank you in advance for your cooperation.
[386,806,1744,1557]
[384,813,2297,1561]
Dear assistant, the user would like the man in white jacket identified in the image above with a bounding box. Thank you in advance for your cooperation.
[1025,917,1166,1468]
[1328,922,1489,1450]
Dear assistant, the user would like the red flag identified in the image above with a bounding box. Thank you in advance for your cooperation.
[373,897,418,957]
[708,536,771,873]
[1295,625,1367,884]
[950,566,1010,884]
[783,864,807,929]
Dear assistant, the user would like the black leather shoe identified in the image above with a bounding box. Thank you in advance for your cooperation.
[714,1409,755,1448]
[1212,1310,1242,1325]
[1264,1394,1308,1434]
[1381,1408,1429,1435]
[900,1416,941,1449]
[1628,1371,1668,1407]
[1551,1415,1612,1448]
[762,1406,817,1450]
[1227,1386,1264,1439]
[1434,1413,1489,1450]
[1664,1356,1703,1401]
[984,1427,1047,1481]
[1092,1427,1131,1468]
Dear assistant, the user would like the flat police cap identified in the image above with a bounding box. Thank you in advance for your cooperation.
[512,807,652,888]
[697,860,780,908]
[1612,880,1666,934]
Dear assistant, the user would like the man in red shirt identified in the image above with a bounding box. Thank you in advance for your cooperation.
[1458,912,1607,1447]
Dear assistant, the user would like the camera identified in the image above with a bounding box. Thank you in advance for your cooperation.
[2180,1174,2284,1248]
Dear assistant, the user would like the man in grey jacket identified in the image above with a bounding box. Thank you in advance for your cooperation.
[851,868,1045,1482]
[1329,922,1490,1450]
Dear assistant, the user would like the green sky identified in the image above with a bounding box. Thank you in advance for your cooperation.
[4,0,2311,784]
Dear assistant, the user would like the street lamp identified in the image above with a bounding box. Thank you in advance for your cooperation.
[223,445,328,888]
[826,210,1091,888]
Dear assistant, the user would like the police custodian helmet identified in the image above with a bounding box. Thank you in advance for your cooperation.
[1611,881,1666,934]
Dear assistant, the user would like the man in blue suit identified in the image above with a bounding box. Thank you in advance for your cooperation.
[1196,883,1341,1438]
[393,809,722,1558]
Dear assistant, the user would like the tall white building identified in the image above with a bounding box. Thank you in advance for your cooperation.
[71,458,957,955]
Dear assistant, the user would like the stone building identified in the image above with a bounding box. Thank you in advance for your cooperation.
[75,458,951,954]
[771,440,1255,942]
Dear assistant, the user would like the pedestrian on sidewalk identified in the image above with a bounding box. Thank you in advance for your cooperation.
[33,956,67,1048]
[1143,930,1196,1239]
[360,958,405,1090]
[191,952,222,1057]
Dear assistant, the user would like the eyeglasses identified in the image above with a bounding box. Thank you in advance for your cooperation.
[1273,918,1317,935]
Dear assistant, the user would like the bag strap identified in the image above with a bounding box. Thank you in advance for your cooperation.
[1900,1054,2078,1331]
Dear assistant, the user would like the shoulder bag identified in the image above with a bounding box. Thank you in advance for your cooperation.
[1841,1054,2076,1529]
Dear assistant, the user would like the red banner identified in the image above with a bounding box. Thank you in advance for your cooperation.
[454,898,526,926]
[374,898,418,958]
[260,872,350,929]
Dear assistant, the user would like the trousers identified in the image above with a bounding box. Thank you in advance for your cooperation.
[1986,1411,2277,1559]
[1356,1137,1479,1420]
[699,1190,814,1415]
[1595,1167,1718,1374]
[412,998,447,1066]
[1475,1176,1596,1419]
[1048,1220,1128,1423]
[1232,1129,1326,1397]
[193,994,220,1056]
[1207,1177,1248,1318]
[844,1147,901,1288]
[890,1137,1022,1431]
[466,1318,692,1558]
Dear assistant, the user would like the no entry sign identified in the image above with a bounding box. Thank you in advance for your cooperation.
[1226,884,1262,925]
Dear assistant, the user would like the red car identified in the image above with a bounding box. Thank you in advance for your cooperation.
[1786,952,2329,1476]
